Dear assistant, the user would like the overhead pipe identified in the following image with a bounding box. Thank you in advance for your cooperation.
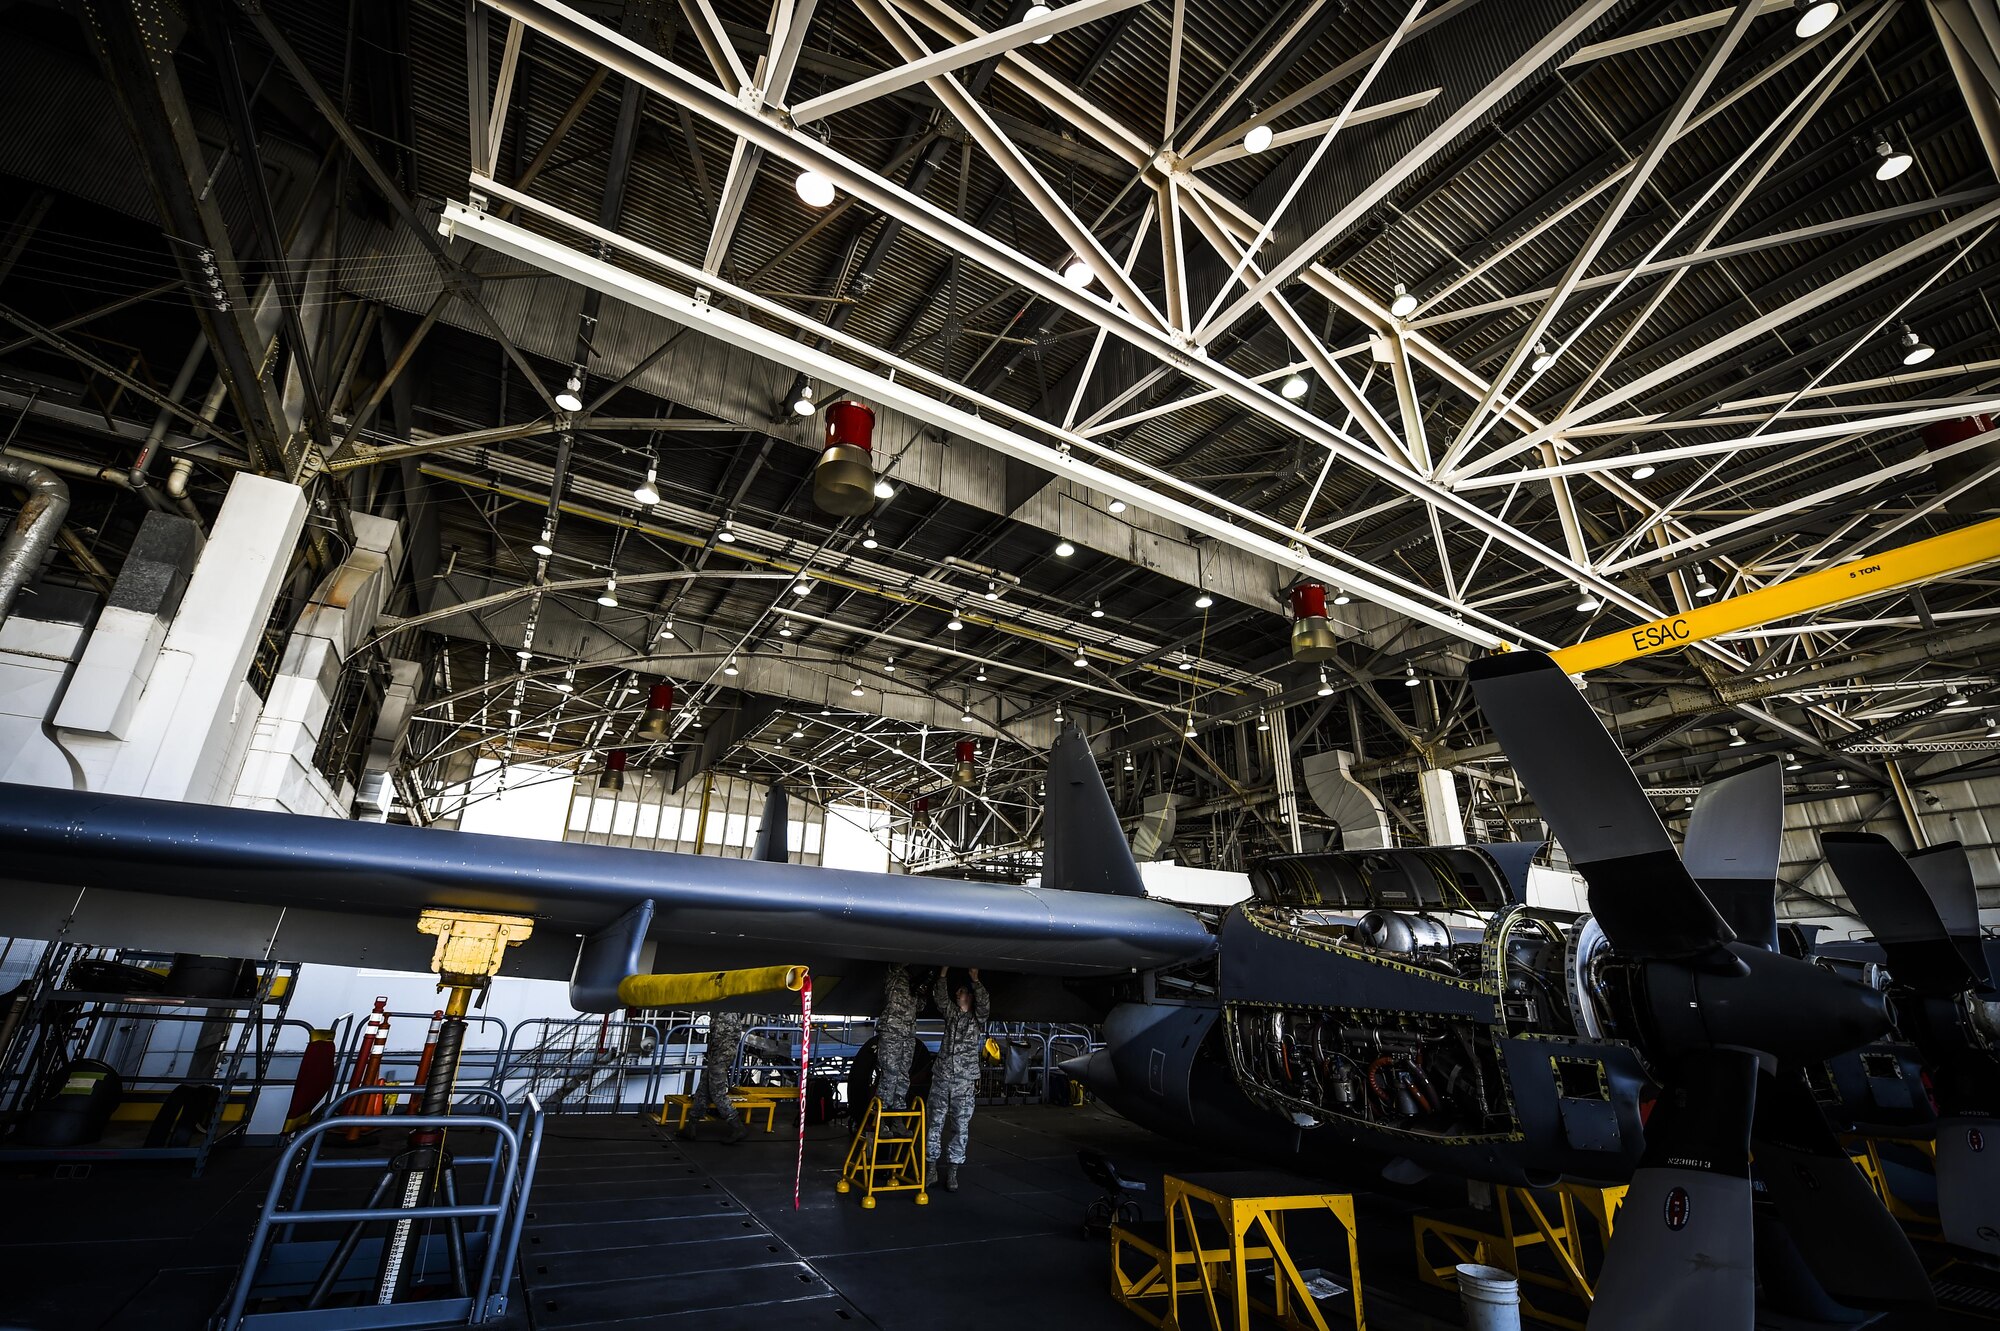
[0,454,71,622]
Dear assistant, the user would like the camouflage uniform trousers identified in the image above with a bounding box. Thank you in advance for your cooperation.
[926,1059,979,1166]
[693,1012,747,1126]
[876,964,919,1113]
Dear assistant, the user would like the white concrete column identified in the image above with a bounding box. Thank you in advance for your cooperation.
[61,473,307,801]
[1419,766,1466,846]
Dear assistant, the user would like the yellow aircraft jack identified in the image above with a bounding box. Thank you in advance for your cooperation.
[837,1097,929,1208]
[1413,1180,1626,1331]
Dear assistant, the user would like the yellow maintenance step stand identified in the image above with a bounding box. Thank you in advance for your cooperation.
[1111,1171,1365,1331]
[1413,1181,1626,1330]
[837,1097,928,1208]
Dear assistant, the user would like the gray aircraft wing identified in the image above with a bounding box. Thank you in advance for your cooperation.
[0,728,1212,1013]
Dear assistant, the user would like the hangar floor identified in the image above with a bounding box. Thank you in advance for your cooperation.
[2,1104,1995,1329]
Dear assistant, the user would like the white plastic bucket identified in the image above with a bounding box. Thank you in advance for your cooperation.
[1455,1263,1521,1331]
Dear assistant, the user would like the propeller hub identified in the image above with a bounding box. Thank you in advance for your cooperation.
[1637,944,1891,1065]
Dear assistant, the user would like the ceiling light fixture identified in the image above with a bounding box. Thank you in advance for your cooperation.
[1195,589,1214,609]
[658,618,675,642]
[1694,569,1718,598]
[1316,668,1334,697]
[1630,459,1657,480]
[983,581,999,601]
[1124,752,1135,771]
[778,623,793,637]
[884,656,896,673]
[531,527,555,558]
[975,665,987,682]
[1985,716,1999,738]
[852,679,865,696]
[1090,599,1104,618]
[717,518,738,544]
[1389,283,1418,319]
[1403,663,1420,688]
[1530,343,1555,373]
[633,463,660,506]
[1577,586,1601,613]
[1793,0,1840,39]
[792,575,813,596]
[795,167,836,208]
[1279,372,1309,400]
[1256,710,1271,732]
[597,576,619,608]
[1107,498,1127,514]
[1897,323,1934,366]
[554,374,584,413]
[1332,587,1351,606]
[1945,684,1968,707]
[1073,645,1089,668]
[1183,714,1197,739]
[1061,257,1096,289]
[724,655,740,676]
[1786,753,1803,770]
[1055,537,1076,557]
[1728,726,1746,747]
[1243,121,1274,154]
[790,380,817,416]
[862,525,879,549]
[873,478,896,500]
[1871,133,1913,182]
[947,609,964,631]
[1024,0,1053,39]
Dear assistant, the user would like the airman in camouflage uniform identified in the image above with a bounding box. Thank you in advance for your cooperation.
[876,963,919,1114]
[926,968,989,1192]
[681,1010,749,1144]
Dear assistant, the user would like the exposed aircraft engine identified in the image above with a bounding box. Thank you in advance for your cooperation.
[1354,910,1452,954]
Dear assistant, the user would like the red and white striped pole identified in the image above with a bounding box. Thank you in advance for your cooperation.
[793,972,813,1211]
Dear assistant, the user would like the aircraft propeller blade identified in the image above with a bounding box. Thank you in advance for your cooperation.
[1587,1049,1758,1330]
[752,783,790,863]
[1468,651,1738,969]
[1682,760,1784,951]
[1751,1067,1933,1310]
[1823,833,1977,999]
[1907,841,1990,986]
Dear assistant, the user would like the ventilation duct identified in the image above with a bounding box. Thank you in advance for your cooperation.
[0,454,70,623]
[1300,749,1392,850]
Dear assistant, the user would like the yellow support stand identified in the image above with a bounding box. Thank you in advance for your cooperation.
[1413,1182,1626,1330]
[1111,1171,1364,1331]
[1851,1138,1943,1237]
[836,1097,928,1208]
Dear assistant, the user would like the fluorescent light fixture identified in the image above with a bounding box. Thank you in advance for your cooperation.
[795,168,836,207]
[1243,122,1274,154]
[1279,372,1309,400]
[1389,283,1418,319]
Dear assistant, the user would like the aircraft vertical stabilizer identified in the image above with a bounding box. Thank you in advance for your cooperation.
[1041,725,1146,897]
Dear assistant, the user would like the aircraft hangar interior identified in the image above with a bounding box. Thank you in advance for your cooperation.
[2,0,2000,1328]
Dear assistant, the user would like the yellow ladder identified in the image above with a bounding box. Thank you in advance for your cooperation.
[837,1097,929,1208]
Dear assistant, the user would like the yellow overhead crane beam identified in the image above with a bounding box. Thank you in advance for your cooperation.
[1548,515,2000,675]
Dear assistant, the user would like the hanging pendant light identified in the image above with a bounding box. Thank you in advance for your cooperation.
[1694,569,1718,598]
[1243,121,1274,154]
[814,400,878,516]
[1316,668,1334,697]
[795,167,836,208]
[633,462,660,506]
[598,576,619,608]
[554,374,584,413]
[1389,283,1418,318]
[1279,372,1308,400]
[531,526,555,557]
[1404,664,1421,688]
[1793,0,1840,39]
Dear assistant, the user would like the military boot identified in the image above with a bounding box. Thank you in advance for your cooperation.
[945,1164,960,1192]
[724,1118,748,1145]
